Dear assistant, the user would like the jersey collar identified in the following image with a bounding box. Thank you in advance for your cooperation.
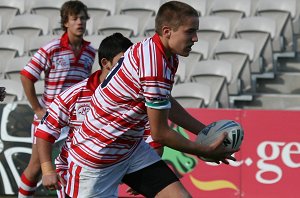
[86,70,102,92]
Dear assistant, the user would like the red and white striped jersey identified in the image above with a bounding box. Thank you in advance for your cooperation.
[35,70,102,143]
[69,33,178,169]
[20,32,96,110]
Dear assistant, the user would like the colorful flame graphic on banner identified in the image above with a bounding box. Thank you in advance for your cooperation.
[190,175,239,191]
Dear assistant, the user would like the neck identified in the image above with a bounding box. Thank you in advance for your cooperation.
[99,69,109,83]
[68,32,83,49]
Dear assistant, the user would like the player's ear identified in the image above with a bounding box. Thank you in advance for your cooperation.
[162,26,171,38]
[100,58,111,70]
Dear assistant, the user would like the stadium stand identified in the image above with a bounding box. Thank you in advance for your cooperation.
[187,60,232,108]
[119,0,161,36]
[172,82,211,108]
[197,16,230,59]
[95,14,139,37]
[209,0,251,38]
[0,79,24,103]
[0,0,299,110]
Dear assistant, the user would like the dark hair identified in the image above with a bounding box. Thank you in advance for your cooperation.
[98,33,133,68]
[60,0,90,31]
[155,1,199,35]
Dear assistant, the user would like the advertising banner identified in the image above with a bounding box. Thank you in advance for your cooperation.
[0,103,299,197]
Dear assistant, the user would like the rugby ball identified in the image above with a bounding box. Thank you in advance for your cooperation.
[196,120,244,161]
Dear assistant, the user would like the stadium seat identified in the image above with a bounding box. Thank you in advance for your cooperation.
[166,0,207,16]
[0,0,25,33]
[187,60,232,108]
[84,35,106,51]
[130,36,147,44]
[0,79,24,103]
[7,14,49,52]
[235,16,276,74]
[0,35,25,70]
[197,16,230,59]
[172,82,211,108]
[143,16,155,37]
[179,39,209,78]
[28,35,58,56]
[174,60,186,84]
[119,0,160,36]
[209,0,251,38]
[214,38,255,95]
[28,0,65,30]
[95,15,139,38]
[81,0,115,19]
[256,0,297,55]
[4,56,31,81]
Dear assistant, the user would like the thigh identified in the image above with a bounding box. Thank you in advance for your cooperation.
[122,160,180,198]
[66,161,127,198]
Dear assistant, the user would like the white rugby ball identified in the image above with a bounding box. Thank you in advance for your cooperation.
[196,120,244,161]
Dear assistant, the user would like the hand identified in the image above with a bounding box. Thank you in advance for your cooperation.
[201,132,239,164]
[42,172,62,191]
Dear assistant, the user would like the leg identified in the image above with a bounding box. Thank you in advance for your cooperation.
[18,144,41,198]
[155,181,191,198]
[123,160,191,198]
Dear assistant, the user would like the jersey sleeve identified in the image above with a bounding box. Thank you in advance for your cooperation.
[35,95,70,143]
[136,43,175,110]
[20,47,51,82]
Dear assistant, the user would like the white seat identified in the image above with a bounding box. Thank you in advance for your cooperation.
[209,0,251,37]
[214,39,255,95]
[174,60,186,84]
[143,16,155,37]
[256,0,297,53]
[235,16,276,74]
[81,0,115,19]
[28,35,58,56]
[28,0,65,30]
[0,79,24,103]
[166,0,207,16]
[0,0,25,32]
[119,0,160,36]
[95,15,139,38]
[7,14,49,52]
[4,56,31,81]
[179,39,210,78]
[0,35,25,69]
[172,82,211,108]
[187,60,232,108]
[84,35,106,51]
[130,36,147,44]
[197,16,230,58]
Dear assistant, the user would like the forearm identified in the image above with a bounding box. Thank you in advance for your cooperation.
[36,138,53,165]
[169,96,206,135]
[148,107,206,156]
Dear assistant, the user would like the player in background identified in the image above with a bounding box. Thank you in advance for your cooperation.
[35,33,136,197]
[18,1,95,197]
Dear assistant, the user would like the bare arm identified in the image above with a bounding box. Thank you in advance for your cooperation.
[21,75,45,119]
[36,137,62,190]
[169,96,206,135]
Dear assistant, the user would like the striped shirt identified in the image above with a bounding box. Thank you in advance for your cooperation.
[69,33,178,169]
[35,70,160,171]
[20,32,96,110]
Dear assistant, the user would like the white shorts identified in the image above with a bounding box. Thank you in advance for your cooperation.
[66,140,161,198]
